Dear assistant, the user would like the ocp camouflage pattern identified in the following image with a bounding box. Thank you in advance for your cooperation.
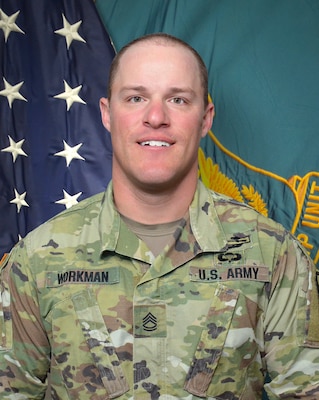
[1,181,319,399]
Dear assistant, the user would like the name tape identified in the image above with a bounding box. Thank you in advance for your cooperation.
[189,265,270,282]
[46,267,119,287]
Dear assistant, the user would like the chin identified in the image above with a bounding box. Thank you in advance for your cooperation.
[138,177,185,193]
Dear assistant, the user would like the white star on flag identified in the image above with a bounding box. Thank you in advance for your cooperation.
[55,190,82,209]
[54,80,86,111]
[0,78,27,108]
[54,14,86,49]
[10,189,29,213]
[0,9,25,42]
[1,135,28,162]
[54,140,85,167]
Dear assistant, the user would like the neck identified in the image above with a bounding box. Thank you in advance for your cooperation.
[113,177,197,224]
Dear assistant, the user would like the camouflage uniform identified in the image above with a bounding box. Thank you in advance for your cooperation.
[1,181,319,399]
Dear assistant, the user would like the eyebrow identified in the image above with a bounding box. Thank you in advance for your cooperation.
[168,87,196,97]
[120,85,147,93]
[120,85,196,97]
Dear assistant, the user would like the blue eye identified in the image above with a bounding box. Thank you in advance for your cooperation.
[171,97,185,104]
[129,96,143,103]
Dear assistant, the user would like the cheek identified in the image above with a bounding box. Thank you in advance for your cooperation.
[182,120,206,144]
[111,111,139,133]
[109,120,132,151]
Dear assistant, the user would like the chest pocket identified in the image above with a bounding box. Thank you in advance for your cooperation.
[184,284,263,399]
[47,288,129,399]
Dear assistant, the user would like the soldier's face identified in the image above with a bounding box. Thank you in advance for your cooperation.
[100,41,214,193]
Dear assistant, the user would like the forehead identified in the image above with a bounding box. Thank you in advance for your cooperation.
[121,40,195,59]
[116,41,200,82]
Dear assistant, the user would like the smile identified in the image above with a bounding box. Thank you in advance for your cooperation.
[140,140,171,147]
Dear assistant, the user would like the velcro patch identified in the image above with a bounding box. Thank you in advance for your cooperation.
[134,304,166,338]
[306,269,319,346]
[189,265,270,282]
[46,267,119,287]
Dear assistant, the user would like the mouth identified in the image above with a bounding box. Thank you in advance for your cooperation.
[139,140,171,147]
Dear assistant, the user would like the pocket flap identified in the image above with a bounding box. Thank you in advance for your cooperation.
[184,285,239,397]
[72,290,129,398]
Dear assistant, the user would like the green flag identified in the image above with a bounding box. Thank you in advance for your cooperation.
[96,0,319,266]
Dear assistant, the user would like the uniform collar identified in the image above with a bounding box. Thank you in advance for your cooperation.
[189,180,228,252]
[98,180,228,256]
[98,181,121,253]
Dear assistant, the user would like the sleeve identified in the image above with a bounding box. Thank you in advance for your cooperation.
[0,241,50,399]
[264,233,319,399]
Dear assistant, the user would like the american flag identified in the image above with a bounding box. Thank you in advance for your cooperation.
[0,0,114,258]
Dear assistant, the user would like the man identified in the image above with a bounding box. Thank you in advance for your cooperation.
[1,33,319,399]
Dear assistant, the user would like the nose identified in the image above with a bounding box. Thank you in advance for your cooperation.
[143,99,169,129]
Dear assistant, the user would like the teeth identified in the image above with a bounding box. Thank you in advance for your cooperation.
[140,140,170,147]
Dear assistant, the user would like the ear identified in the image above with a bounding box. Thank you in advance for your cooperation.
[100,97,111,131]
[201,101,215,138]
